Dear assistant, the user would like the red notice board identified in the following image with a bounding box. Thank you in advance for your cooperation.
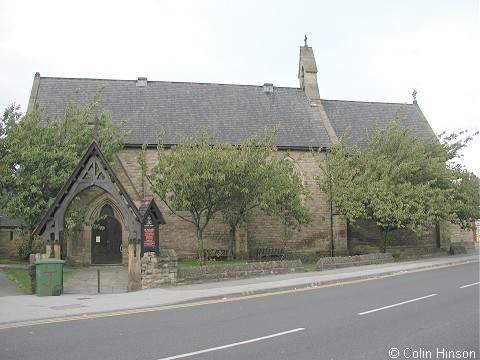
[143,227,156,248]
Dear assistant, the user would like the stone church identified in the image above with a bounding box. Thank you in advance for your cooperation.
[27,42,472,269]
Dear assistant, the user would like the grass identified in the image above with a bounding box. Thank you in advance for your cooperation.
[0,259,29,265]
[1,263,77,294]
[3,268,31,294]
[303,263,317,272]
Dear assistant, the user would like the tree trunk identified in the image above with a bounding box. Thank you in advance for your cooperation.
[228,226,236,260]
[28,230,36,260]
[381,229,391,253]
[196,228,206,266]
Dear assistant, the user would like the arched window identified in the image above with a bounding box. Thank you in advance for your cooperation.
[100,204,114,217]
[284,157,305,186]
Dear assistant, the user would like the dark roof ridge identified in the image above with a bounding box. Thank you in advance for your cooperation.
[321,98,415,106]
[38,75,301,91]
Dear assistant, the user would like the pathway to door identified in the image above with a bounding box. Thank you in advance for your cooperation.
[63,266,128,294]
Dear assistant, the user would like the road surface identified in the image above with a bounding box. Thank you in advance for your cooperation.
[0,262,478,360]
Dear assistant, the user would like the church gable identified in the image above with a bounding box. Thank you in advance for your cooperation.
[34,141,141,239]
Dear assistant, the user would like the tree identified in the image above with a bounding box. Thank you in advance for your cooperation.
[0,94,127,258]
[220,132,312,259]
[316,122,479,253]
[139,128,312,264]
[314,148,340,257]
[219,134,270,259]
[437,131,480,229]
[449,170,480,230]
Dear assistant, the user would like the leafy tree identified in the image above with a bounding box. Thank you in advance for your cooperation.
[139,128,312,264]
[449,170,480,230]
[315,122,479,252]
[0,93,127,258]
[314,148,339,256]
[220,132,312,259]
[437,131,480,229]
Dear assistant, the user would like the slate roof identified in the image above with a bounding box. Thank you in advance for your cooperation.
[0,211,21,228]
[30,76,435,150]
[32,77,332,149]
[321,99,436,147]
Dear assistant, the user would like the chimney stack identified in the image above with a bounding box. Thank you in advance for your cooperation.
[137,77,147,87]
[263,83,274,93]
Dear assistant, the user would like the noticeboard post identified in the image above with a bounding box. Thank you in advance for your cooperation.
[142,213,159,255]
[139,197,165,256]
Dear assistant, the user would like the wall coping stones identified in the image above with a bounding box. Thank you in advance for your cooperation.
[177,260,305,285]
[316,253,394,271]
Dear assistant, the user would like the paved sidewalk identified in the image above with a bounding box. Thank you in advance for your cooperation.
[0,268,24,296]
[63,265,128,294]
[0,249,478,327]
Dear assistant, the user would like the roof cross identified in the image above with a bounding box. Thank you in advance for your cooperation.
[88,116,99,141]
[304,34,308,47]
[412,89,417,102]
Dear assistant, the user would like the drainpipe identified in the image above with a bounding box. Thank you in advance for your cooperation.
[330,198,334,257]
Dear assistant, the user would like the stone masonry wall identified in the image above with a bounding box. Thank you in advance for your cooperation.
[347,218,438,255]
[140,250,305,288]
[114,148,463,260]
[115,148,347,259]
[177,260,305,285]
[316,253,394,271]
[141,250,178,289]
[116,148,232,258]
[0,229,16,259]
[247,152,348,257]
[439,221,475,250]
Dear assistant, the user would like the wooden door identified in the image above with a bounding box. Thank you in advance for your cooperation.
[91,204,122,264]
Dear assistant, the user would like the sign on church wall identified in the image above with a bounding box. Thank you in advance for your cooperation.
[143,215,156,248]
[141,211,161,255]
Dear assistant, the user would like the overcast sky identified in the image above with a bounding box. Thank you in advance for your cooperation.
[1,0,478,175]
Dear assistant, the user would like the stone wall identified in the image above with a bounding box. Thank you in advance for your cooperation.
[316,253,394,271]
[439,221,475,250]
[111,148,470,262]
[387,246,447,260]
[141,250,178,289]
[140,250,305,288]
[0,229,15,258]
[177,260,305,284]
[347,218,438,255]
[246,152,348,257]
[116,148,348,259]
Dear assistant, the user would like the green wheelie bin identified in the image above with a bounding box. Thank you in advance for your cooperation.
[35,258,66,296]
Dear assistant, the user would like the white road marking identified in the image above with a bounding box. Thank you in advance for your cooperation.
[157,328,305,360]
[357,294,437,316]
[460,281,480,288]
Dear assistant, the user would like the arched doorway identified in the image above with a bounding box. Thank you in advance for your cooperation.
[91,204,122,264]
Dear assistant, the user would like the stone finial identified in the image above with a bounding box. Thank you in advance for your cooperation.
[304,34,308,47]
[412,89,417,102]
[88,116,99,140]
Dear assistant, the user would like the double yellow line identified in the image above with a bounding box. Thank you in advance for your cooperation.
[0,287,311,330]
[1,260,476,330]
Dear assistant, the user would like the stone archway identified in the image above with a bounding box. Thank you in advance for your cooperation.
[34,142,166,291]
